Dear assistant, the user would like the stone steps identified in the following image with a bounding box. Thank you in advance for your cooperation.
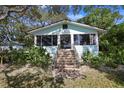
[57,58,76,61]
[56,62,76,65]
[55,49,78,69]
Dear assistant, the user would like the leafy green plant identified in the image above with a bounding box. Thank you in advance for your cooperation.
[10,46,51,69]
[82,51,103,68]
[25,47,51,69]
[10,49,27,65]
[82,47,124,68]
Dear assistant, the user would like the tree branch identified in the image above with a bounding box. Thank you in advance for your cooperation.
[0,6,28,20]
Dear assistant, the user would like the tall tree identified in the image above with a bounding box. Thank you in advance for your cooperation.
[77,6,123,30]
[0,5,71,48]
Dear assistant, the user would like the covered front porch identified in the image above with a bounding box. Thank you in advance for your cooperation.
[34,32,99,58]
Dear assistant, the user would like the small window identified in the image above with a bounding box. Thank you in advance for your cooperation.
[62,24,68,29]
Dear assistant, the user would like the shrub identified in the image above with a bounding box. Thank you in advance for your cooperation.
[10,46,51,69]
[90,56,102,68]
[102,46,124,68]
[82,52,103,68]
[82,47,124,68]
[26,47,51,69]
[10,49,27,65]
[98,24,124,68]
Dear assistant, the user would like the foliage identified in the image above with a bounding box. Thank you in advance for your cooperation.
[82,52,103,68]
[16,33,34,48]
[82,48,124,68]
[77,6,123,30]
[10,46,51,69]
[100,23,124,65]
[10,49,27,65]
[0,6,69,49]
[82,21,124,68]
[25,47,51,68]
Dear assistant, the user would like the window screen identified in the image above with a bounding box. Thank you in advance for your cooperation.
[42,35,57,46]
[74,34,90,45]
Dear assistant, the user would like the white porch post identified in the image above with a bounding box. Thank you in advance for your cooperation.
[71,34,74,49]
[96,33,99,54]
[58,35,60,46]
[34,35,37,47]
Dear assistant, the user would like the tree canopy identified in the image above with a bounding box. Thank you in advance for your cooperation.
[0,5,124,48]
[77,6,123,30]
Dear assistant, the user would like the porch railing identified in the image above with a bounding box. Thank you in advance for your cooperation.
[52,44,60,69]
[72,44,80,67]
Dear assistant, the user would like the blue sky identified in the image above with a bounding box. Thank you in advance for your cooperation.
[67,10,85,21]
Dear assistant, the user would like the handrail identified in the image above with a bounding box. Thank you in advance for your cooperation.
[72,44,80,67]
[53,44,60,69]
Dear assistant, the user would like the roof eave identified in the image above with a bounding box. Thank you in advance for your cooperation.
[69,21,106,32]
[28,20,106,33]
[29,20,66,33]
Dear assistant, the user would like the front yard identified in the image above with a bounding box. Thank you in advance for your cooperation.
[0,64,124,88]
[64,65,124,88]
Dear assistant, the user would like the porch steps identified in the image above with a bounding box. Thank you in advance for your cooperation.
[55,49,79,69]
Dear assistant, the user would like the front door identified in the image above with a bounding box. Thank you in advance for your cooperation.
[60,35,71,49]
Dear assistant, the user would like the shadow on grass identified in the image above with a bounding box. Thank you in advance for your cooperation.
[105,70,124,86]
[3,66,64,88]
[90,65,124,87]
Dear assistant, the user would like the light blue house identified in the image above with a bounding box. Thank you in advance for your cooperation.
[29,20,105,60]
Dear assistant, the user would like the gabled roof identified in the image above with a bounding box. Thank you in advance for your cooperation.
[29,20,106,33]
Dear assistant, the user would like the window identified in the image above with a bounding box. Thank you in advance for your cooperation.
[74,35,79,45]
[80,34,90,45]
[42,35,52,46]
[74,34,90,45]
[53,35,57,45]
[42,35,57,46]
[90,34,96,45]
[36,36,41,46]
[62,24,68,29]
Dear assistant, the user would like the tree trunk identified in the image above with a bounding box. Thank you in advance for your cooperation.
[0,56,3,65]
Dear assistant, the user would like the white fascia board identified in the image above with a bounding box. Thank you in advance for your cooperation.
[29,20,106,33]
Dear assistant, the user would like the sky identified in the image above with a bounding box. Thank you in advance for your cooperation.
[118,9,124,24]
[67,8,86,21]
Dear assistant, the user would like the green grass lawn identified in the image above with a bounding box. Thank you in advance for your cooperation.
[64,66,124,88]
